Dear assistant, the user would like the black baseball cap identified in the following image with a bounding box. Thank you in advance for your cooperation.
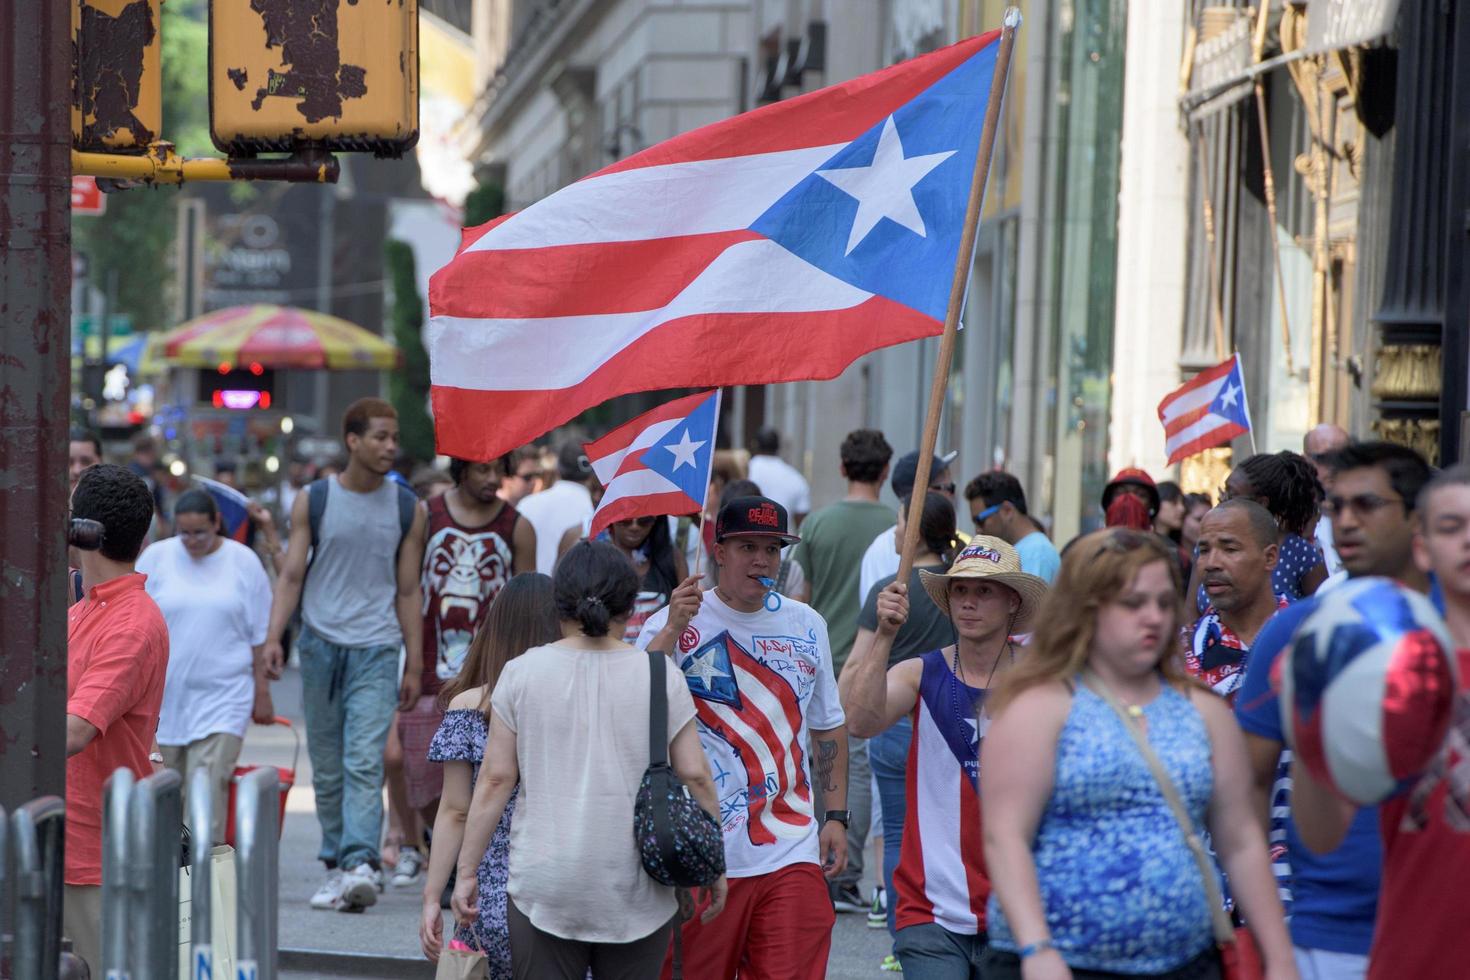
[891,449,960,499]
[715,495,801,545]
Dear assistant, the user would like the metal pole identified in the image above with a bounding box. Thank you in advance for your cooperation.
[102,769,136,979]
[234,768,279,980]
[0,0,71,814]
[127,769,181,980]
[12,796,66,980]
[188,767,213,980]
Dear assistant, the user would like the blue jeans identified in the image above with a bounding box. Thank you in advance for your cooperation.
[869,715,913,936]
[297,626,399,870]
[895,923,986,979]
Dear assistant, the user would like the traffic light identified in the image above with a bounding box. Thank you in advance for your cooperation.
[72,0,163,153]
[208,0,419,157]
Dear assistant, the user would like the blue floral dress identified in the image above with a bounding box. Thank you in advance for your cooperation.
[428,708,515,978]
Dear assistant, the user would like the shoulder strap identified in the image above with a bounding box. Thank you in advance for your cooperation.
[647,649,669,767]
[396,484,417,543]
[1079,670,1234,945]
[307,479,329,549]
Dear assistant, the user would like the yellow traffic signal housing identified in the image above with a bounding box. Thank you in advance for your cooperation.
[73,0,163,153]
[208,0,419,156]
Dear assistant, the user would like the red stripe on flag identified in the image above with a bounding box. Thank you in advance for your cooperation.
[960,762,990,927]
[694,701,780,846]
[1157,355,1238,417]
[588,491,698,541]
[430,232,761,320]
[584,389,718,462]
[432,295,940,460]
[1165,422,1247,465]
[593,31,1001,177]
[1163,403,1212,439]
[458,214,514,255]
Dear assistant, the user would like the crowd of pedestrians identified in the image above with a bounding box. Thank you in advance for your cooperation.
[57,395,1470,980]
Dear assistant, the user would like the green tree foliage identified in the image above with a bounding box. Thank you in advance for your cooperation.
[463,181,505,227]
[71,0,210,334]
[385,240,436,464]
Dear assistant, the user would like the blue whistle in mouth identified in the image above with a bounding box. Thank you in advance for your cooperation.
[758,577,782,611]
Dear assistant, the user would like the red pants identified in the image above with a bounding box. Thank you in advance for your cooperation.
[662,863,834,980]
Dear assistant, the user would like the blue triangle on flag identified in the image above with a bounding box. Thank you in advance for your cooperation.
[1208,364,1251,429]
[638,391,719,501]
[747,40,999,322]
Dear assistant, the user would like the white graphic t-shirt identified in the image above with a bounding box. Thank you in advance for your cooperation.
[638,590,845,878]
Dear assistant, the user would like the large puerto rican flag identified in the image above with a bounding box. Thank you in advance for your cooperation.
[585,390,720,540]
[428,30,1005,460]
[1157,354,1254,465]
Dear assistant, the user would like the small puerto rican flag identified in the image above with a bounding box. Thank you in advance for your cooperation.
[193,475,252,543]
[585,390,722,540]
[1157,354,1253,465]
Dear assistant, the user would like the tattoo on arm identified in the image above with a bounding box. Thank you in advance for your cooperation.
[815,738,839,793]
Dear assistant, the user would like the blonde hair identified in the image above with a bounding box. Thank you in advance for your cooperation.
[990,528,1188,713]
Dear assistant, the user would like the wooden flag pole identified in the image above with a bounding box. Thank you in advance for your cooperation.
[897,8,1022,585]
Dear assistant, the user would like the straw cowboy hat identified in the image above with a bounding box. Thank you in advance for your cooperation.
[918,536,1050,632]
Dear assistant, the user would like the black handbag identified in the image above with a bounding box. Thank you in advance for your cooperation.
[633,650,725,888]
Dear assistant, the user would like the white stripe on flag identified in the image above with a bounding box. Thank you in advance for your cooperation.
[1165,413,1231,456]
[589,418,681,484]
[1160,374,1227,425]
[594,469,685,518]
[467,144,846,253]
[427,239,873,391]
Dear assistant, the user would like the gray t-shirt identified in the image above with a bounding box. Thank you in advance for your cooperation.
[858,564,955,669]
[301,477,404,649]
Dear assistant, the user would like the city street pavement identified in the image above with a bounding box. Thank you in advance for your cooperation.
[256,661,894,978]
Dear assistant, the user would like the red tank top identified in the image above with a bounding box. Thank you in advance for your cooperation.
[420,494,519,694]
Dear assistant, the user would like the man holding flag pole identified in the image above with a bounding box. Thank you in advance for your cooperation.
[430,5,1025,974]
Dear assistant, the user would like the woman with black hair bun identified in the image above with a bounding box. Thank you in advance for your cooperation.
[452,541,727,977]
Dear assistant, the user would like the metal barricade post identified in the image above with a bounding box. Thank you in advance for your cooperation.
[187,768,212,980]
[102,769,135,980]
[10,796,65,980]
[232,769,277,980]
[126,770,181,980]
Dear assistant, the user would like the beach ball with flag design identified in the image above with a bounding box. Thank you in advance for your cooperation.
[1278,577,1457,806]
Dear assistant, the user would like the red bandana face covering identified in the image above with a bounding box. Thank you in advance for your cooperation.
[1105,493,1153,531]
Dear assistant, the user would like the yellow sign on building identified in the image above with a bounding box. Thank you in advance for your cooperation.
[209,0,419,156]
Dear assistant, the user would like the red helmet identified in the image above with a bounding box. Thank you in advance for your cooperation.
[1102,468,1160,517]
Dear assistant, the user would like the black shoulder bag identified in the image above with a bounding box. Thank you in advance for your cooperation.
[633,649,725,888]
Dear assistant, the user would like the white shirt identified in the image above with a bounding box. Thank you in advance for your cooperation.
[516,479,594,574]
[747,454,812,518]
[136,537,272,745]
[492,642,696,942]
[638,590,845,878]
[1315,519,1343,577]
[858,526,900,605]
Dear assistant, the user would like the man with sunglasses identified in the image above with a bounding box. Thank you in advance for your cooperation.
[1303,424,1350,579]
[1233,441,1433,980]
[963,471,1059,584]
[496,445,543,507]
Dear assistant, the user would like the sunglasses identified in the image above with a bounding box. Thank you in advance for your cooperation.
[971,503,1002,526]
[1323,493,1404,518]
[616,515,657,528]
[931,482,956,495]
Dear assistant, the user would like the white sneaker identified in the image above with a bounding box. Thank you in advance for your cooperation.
[335,863,379,913]
[309,870,345,910]
[391,847,425,888]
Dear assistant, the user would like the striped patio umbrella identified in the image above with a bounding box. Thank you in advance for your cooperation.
[159,304,400,370]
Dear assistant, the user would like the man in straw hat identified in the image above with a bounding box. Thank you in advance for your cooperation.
[839,537,1048,976]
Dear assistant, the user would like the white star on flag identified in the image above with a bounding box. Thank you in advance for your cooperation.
[684,647,729,690]
[665,429,706,471]
[817,115,956,255]
[1219,382,1241,409]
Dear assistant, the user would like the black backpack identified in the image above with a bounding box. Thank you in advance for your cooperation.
[633,650,725,888]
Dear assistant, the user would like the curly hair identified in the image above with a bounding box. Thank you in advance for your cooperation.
[1231,451,1323,536]
[71,463,156,562]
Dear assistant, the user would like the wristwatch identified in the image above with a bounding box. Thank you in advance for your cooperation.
[823,809,851,828]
